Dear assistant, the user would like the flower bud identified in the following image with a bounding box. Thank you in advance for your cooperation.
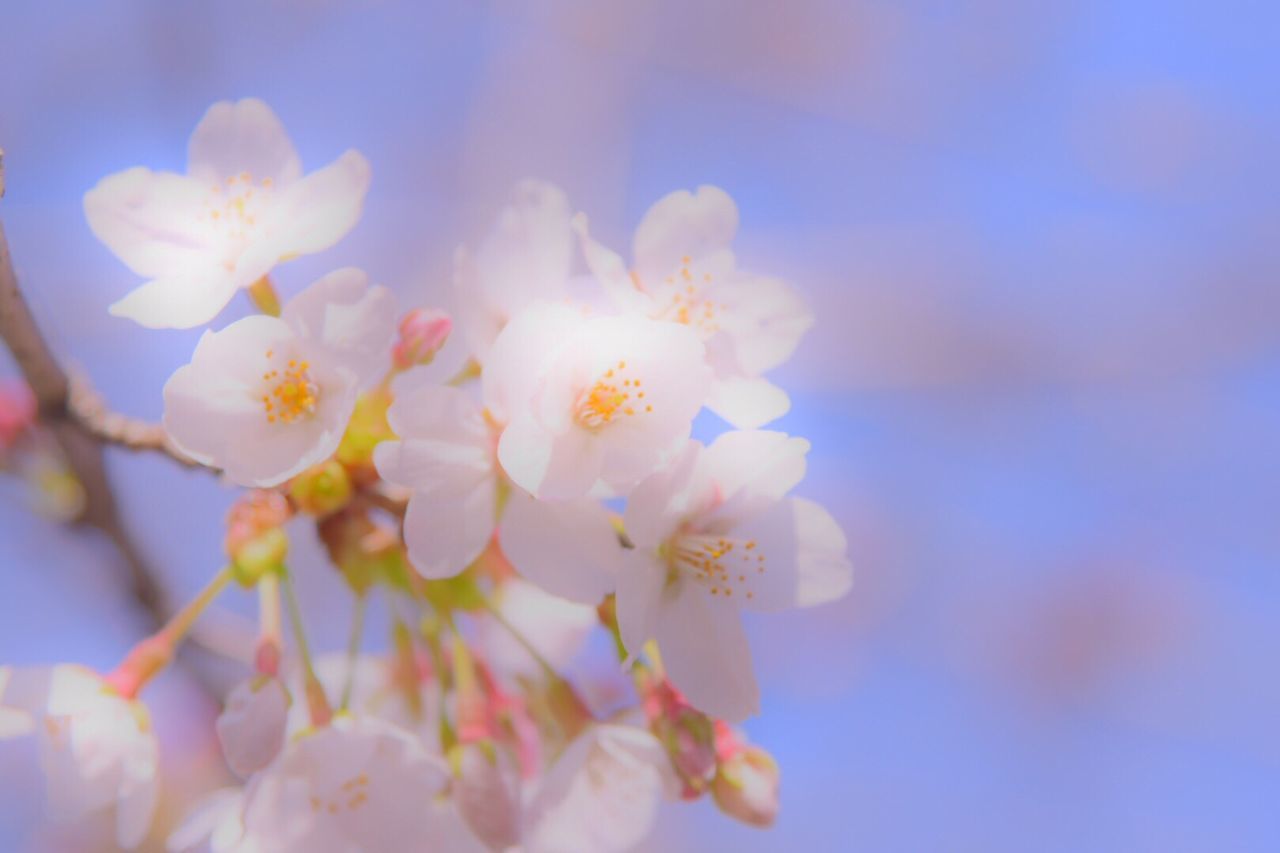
[450,740,522,851]
[0,379,35,456]
[225,491,291,585]
[288,459,352,516]
[392,308,452,370]
[641,675,716,799]
[711,744,780,828]
[216,676,290,778]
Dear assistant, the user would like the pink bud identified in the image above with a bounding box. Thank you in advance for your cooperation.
[712,744,780,828]
[0,380,36,454]
[392,308,452,370]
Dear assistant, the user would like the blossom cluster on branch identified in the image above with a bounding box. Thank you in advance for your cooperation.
[0,98,852,852]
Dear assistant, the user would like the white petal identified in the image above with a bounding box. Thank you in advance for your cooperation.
[499,491,624,604]
[283,268,397,387]
[614,551,667,658]
[523,725,671,853]
[655,583,760,721]
[481,300,583,422]
[115,731,160,849]
[216,678,289,778]
[715,274,813,375]
[571,213,652,315]
[108,269,242,330]
[187,98,302,185]
[621,440,705,549]
[84,167,216,279]
[633,185,738,282]
[701,430,809,511]
[705,375,791,429]
[498,413,603,500]
[480,579,598,678]
[166,788,244,853]
[381,383,490,449]
[788,496,853,607]
[263,149,371,257]
[401,474,497,579]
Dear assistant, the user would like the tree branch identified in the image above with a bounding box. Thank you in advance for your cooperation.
[0,165,218,696]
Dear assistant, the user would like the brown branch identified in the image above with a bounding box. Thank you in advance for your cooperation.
[67,372,209,470]
[0,167,220,696]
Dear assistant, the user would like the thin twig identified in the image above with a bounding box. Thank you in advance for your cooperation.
[0,182,220,696]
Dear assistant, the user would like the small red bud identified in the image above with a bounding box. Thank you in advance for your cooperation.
[392,308,452,370]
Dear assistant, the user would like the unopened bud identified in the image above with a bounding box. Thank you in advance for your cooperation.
[392,308,452,370]
[288,460,352,516]
[225,491,291,585]
[712,744,780,828]
[216,676,289,778]
[0,380,36,455]
[642,677,716,799]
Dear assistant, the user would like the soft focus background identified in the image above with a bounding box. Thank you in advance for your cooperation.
[3,1,1280,850]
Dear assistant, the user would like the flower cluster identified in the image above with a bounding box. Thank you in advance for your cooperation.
[1,99,852,851]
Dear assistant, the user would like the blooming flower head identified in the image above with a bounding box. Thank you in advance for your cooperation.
[522,723,676,853]
[616,430,854,721]
[163,268,396,487]
[576,185,813,428]
[232,715,451,853]
[86,98,371,329]
[1,664,159,849]
[485,302,712,500]
[455,180,574,362]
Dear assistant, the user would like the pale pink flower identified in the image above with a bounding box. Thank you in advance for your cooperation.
[86,98,371,329]
[576,185,812,428]
[616,431,853,721]
[0,664,159,848]
[163,268,395,487]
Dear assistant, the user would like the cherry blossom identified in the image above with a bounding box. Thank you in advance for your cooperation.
[575,186,812,429]
[522,724,676,853]
[454,180,574,362]
[0,664,159,848]
[86,98,371,329]
[485,302,712,499]
[616,430,853,721]
[163,268,396,487]
[475,578,599,678]
[232,715,453,853]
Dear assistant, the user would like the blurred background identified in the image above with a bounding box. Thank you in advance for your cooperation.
[2,0,1280,849]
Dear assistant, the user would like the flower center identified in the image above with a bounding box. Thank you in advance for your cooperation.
[311,772,371,814]
[667,532,765,601]
[657,256,720,338]
[574,360,652,429]
[202,172,275,267]
[260,350,318,425]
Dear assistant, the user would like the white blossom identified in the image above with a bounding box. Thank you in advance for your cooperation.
[0,664,159,849]
[485,302,711,500]
[86,98,371,329]
[576,185,812,428]
[232,715,452,853]
[616,431,853,721]
[163,268,396,487]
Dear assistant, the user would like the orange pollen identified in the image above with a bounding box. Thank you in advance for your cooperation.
[575,360,646,428]
[261,351,317,424]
